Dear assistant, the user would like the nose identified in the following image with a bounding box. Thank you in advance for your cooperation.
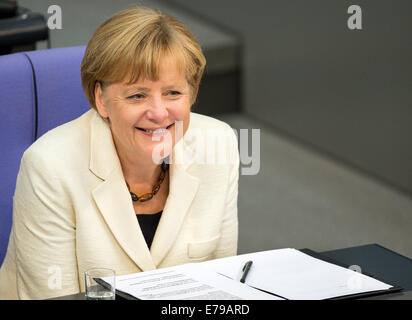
[146,95,168,123]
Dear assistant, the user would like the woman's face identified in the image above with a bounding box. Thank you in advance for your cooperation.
[95,55,191,164]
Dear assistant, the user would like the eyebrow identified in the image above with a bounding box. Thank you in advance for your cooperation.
[123,84,184,94]
[123,86,149,94]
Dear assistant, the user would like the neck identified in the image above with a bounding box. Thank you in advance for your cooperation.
[114,142,164,186]
[123,156,162,186]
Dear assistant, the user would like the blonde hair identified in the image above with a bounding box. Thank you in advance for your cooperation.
[81,7,206,109]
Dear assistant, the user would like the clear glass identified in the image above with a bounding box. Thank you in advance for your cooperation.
[85,268,116,300]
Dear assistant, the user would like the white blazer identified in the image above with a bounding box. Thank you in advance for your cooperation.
[0,109,239,299]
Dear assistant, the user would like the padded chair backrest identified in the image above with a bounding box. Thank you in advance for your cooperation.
[0,52,36,264]
[24,46,89,138]
[0,46,90,265]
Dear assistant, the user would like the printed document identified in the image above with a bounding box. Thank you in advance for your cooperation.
[112,263,283,300]
[201,248,393,300]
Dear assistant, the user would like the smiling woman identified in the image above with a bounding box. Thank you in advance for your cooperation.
[0,7,240,300]
[93,53,191,173]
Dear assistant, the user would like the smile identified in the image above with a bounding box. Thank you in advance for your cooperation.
[136,123,174,134]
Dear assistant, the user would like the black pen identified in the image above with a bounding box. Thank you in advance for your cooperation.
[240,260,253,283]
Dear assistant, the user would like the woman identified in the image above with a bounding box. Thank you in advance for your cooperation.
[0,7,239,299]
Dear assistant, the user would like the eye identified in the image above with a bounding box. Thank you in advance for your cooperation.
[167,90,181,96]
[127,93,145,100]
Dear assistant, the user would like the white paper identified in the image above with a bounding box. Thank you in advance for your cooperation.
[113,263,283,300]
[200,248,393,300]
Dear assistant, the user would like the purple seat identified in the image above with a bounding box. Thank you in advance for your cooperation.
[0,52,36,264]
[0,46,90,265]
[24,46,89,138]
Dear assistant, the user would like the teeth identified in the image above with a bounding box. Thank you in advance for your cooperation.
[143,128,167,133]
[139,124,172,133]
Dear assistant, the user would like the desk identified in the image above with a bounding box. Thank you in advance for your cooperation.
[303,244,412,300]
[50,243,412,300]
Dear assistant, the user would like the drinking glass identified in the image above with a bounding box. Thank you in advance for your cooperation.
[85,268,116,300]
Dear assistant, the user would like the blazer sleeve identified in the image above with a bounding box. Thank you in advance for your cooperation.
[12,148,79,299]
[213,127,240,259]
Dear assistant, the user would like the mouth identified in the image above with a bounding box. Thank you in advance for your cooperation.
[136,123,174,135]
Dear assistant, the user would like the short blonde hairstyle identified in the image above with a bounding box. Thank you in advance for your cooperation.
[81,7,206,109]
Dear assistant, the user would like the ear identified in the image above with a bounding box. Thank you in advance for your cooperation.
[94,81,109,118]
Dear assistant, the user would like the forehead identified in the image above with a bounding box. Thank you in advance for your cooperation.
[123,55,188,89]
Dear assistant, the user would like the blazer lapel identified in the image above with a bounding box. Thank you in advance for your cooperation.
[89,111,156,271]
[150,164,199,267]
[150,129,200,267]
[88,110,200,270]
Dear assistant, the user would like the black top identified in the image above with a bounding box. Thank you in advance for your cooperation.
[136,211,162,249]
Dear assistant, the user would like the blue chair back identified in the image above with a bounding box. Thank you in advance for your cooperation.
[24,46,89,138]
[0,46,89,265]
[0,52,36,264]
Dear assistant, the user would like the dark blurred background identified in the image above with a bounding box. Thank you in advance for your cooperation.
[2,0,411,257]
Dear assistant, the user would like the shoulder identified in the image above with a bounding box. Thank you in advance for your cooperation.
[188,112,237,144]
[21,109,94,171]
[182,113,239,169]
[188,112,238,154]
[189,112,233,131]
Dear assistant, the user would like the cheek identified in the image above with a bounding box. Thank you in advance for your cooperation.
[168,103,190,145]
[183,113,190,134]
[111,106,142,126]
[170,99,190,122]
